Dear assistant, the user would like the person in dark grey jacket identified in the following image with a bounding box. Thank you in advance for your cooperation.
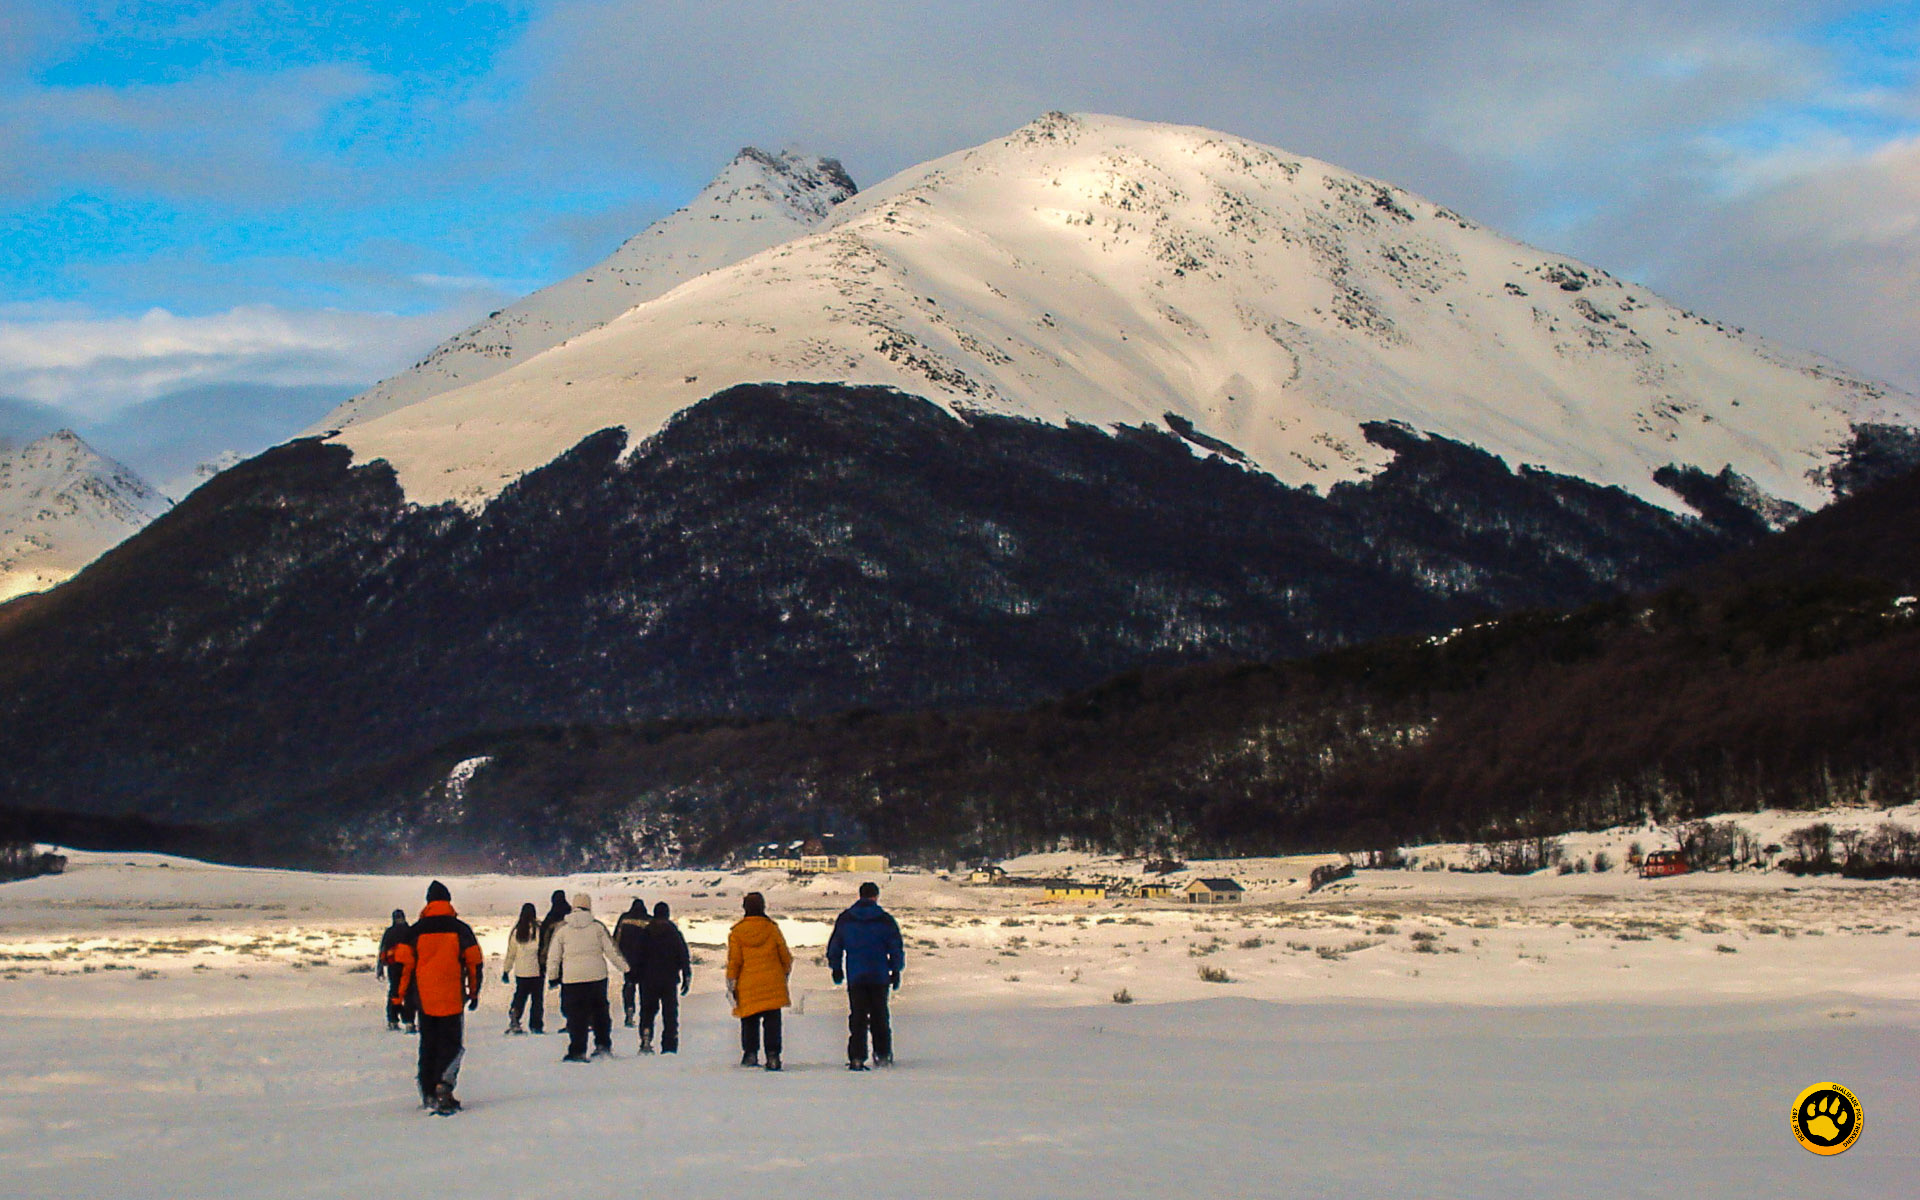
[630,902,692,1053]
[826,881,904,1069]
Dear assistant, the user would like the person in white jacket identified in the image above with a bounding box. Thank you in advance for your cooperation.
[546,892,629,1062]
[500,902,546,1035]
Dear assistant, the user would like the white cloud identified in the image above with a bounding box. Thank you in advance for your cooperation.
[0,305,473,419]
[1615,134,1920,393]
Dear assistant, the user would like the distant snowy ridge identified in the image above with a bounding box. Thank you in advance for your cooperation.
[0,431,172,602]
[330,112,1918,511]
[321,148,857,428]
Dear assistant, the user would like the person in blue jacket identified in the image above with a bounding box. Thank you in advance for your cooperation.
[825,880,904,1069]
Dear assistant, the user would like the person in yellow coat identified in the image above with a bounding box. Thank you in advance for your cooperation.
[726,891,793,1071]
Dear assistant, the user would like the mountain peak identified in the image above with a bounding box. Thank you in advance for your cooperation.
[333,113,1916,514]
[2,429,171,602]
[316,144,860,431]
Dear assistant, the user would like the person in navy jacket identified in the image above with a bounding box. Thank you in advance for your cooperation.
[825,881,905,1069]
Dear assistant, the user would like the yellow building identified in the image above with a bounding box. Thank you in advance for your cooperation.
[840,855,890,873]
[744,857,801,871]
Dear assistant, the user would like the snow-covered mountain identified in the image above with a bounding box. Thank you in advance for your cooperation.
[329,112,1917,510]
[0,431,172,602]
[323,148,857,429]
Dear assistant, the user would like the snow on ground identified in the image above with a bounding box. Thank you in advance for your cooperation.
[1,842,1916,1198]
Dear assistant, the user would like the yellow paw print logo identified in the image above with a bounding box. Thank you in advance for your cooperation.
[1791,1083,1862,1155]
[1803,1095,1849,1141]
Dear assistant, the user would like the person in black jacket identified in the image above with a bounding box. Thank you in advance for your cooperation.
[613,898,650,1027]
[536,889,570,978]
[827,881,904,1069]
[375,909,416,1032]
[632,902,692,1054]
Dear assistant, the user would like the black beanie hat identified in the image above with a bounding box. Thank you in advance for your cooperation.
[653,901,670,919]
[391,908,406,921]
[426,880,451,903]
[859,881,880,898]
[742,891,766,916]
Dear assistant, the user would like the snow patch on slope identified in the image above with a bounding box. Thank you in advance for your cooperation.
[0,431,172,602]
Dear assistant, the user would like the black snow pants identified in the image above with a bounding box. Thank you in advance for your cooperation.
[416,1012,464,1102]
[846,981,892,1064]
[739,1009,781,1058]
[560,979,612,1057]
[385,968,417,1027]
[639,983,679,1052]
[508,976,544,1032]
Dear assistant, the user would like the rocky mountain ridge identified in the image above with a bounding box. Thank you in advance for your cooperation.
[323,147,857,429]
[0,431,171,602]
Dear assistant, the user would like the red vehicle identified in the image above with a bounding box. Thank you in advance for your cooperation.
[1640,850,1690,878]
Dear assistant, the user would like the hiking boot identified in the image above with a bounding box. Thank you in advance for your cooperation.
[387,1018,401,1032]
[404,1022,418,1035]
[504,1019,524,1036]
[875,1054,894,1068]
[739,1051,759,1067]
[764,1053,782,1072]
[591,1044,613,1060]
[561,1052,590,1063]
[637,1032,654,1054]
[848,1060,869,1071]
[432,1083,460,1115]
[623,1011,635,1028]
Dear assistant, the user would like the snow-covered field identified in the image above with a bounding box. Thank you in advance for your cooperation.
[2,846,1915,1198]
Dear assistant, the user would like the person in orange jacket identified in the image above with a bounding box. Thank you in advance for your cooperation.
[725,891,793,1071]
[391,880,484,1114]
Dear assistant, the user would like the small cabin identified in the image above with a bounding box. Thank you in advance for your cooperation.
[1640,850,1690,879]
[1043,880,1109,901]
[1135,881,1175,900]
[1184,878,1245,904]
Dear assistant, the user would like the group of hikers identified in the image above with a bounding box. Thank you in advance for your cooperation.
[377,879,905,1114]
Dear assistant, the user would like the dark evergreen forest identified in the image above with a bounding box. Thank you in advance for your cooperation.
[0,383,1762,847]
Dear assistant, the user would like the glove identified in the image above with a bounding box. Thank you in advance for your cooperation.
[889,970,901,991]
[467,993,479,1012]
[679,977,690,997]
[500,971,510,985]
[549,977,561,990]
[831,967,844,985]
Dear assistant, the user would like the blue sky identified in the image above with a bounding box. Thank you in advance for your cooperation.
[1,0,1916,463]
